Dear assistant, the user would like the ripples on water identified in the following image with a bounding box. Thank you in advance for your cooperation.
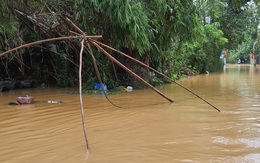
[0,64,260,162]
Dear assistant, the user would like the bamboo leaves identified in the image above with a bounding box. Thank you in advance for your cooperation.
[87,0,151,55]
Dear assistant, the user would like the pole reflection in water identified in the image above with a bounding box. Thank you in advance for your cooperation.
[0,64,260,162]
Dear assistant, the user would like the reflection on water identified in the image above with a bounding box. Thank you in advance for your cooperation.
[1,64,260,162]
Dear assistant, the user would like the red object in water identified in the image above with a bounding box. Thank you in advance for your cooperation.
[17,96,34,104]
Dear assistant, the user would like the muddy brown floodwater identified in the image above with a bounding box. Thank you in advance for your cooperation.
[1,64,260,163]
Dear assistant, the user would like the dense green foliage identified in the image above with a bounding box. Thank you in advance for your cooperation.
[225,0,260,63]
[0,0,259,89]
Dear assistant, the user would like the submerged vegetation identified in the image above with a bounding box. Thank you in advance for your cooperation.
[0,0,259,89]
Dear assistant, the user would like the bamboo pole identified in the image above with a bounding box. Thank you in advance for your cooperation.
[84,41,123,108]
[65,18,124,148]
[79,39,90,149]
[0,35,102,58]
[65,18,123,108]
[91,39,220,112]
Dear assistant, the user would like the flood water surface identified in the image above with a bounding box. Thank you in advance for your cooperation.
[1,64,260,162]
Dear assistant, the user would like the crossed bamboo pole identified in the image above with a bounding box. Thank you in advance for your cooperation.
[0,17,221,149]
[66,22,220,112]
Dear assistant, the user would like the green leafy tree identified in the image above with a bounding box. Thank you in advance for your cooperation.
[1,0,258,88]
[222,0,260,62]
[74,0,202,87]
